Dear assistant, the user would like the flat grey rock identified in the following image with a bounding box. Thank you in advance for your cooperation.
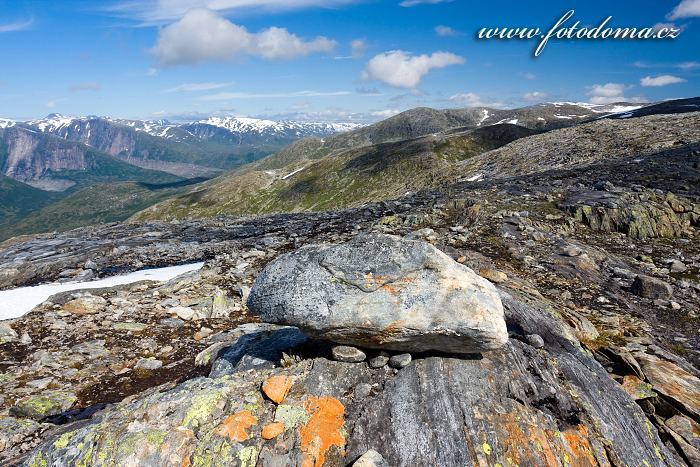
[332,345,367,363]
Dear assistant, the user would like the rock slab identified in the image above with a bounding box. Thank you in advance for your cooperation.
[247,234,508,353]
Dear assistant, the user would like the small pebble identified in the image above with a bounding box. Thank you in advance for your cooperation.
[388,353,412,369]
[332,345,366,363]
[368,352,389,369]
[525,334,545,349]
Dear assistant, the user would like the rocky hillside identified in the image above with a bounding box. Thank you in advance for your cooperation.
[131,124,538,220]
[25,115,362,178]
[0,125,698,463]
[133,105,699,222]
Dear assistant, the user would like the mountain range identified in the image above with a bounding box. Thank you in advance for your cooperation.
[4,99,699,240]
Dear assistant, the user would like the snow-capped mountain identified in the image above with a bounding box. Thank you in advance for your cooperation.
[0,118,16,129]
[197,116,361,137]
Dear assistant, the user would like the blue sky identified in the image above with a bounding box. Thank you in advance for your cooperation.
[0,0,698,121]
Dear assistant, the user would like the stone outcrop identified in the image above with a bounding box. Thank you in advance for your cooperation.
[248,233,508,353]
[24,289,676,466]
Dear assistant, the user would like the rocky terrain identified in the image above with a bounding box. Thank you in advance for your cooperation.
[132,102,699,222]
[0,102,698,465]
[0,100,662,242]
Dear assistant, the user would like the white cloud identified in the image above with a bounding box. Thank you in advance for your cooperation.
[585,83,644,104]
[371,109,401,118]
[640,75,687,87]
[46,98,67,109]
[435,25,458,36]
[667,0,700,19]
[523,91,547,101]
[165,82,234,92]
[400,0,453,7]
[351,39,366,58]
[678,61,700,70]
[107,0,361,23]
[362,50,464,88]
[449,93,504,108]
[70,82,101,92]
[0,18,34,33]
[652,22,687,33]
[151,9,336,66]
[196,90,352,101]
[518,72,536,80]
[633,60,699,70]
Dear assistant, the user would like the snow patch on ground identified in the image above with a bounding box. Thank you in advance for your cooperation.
[0,262,204,321]
[281,167,305,180]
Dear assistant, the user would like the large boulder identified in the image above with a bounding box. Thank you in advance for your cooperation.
[247,234,508,353]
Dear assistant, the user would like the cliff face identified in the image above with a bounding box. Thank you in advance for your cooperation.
[0,127,94,183]
[43,118,138,156]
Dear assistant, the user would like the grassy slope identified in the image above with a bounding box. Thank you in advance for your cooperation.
[0,133,190,239]
[132,124,536,221]
[0,179,202,240]
[0,175,59,223]
[132,132,270,170]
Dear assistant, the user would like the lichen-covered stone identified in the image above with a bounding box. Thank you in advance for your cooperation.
[10,391,77,421]
[248,234,508,353]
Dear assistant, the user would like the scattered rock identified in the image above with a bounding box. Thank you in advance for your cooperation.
[134,358,163,372]
[478,268,508,283]
[248,234,508,353]
[368,352,389,369]
[559,245,582,257]
[112,322,148,333]
[10,391,77,421]
[353,449,389,467]
[669,259,688,273]
[388,353,412,369]
[332,345,367,363]
[525,334,545,349]
[159,317,185,328]
[63,294,107,315]
[631,275,673,299]
[0,323,18,344]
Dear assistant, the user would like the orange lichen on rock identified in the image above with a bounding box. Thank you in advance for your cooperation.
[262,375,294,404]
[261,422,286,440]
[486,411,599,466]
[214,410,257,442]
[299,396,346,467]
[561,424,596,464]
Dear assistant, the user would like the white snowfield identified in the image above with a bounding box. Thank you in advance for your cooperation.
[0,262,204,321]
